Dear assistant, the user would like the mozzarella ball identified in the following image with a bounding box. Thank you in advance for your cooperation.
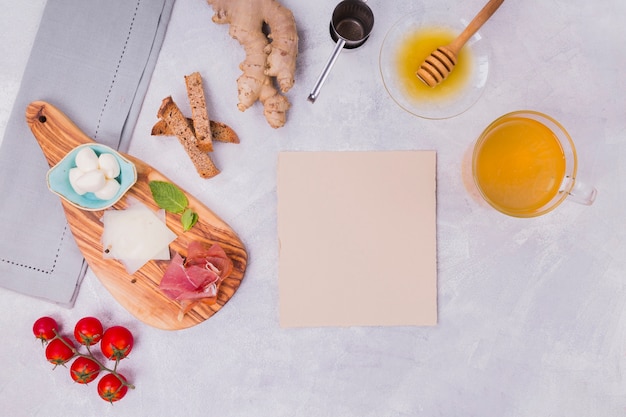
[74,147,99,172]
[68,168,87,195]
[98,153,121,179]
[95,178,121,200]
[75,170,106,193]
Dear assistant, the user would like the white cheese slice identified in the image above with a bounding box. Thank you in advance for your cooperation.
[101,201,177,274]
[153,209,172,260]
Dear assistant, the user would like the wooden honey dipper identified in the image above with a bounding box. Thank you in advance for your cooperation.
[416,0,505,87]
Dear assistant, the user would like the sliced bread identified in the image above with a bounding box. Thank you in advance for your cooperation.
[157,96,220,179]
[184,72,213,152]
[151,118,239,144]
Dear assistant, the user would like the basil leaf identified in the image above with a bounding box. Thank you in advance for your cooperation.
[181,208,199,232]
[149,181,188,214]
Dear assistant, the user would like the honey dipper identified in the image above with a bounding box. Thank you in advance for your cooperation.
[416,0,504,87]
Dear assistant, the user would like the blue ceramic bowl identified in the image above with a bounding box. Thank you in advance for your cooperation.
[47,143,137,211]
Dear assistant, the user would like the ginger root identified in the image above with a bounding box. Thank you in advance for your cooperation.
[206,0,298,128]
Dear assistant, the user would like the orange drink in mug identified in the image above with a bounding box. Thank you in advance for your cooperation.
[472,111,597,217]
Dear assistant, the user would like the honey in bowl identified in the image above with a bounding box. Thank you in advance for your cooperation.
[396,27,472,101]
[472,116,567,217]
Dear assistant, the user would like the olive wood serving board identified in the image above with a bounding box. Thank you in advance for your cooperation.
[26,101,248,330]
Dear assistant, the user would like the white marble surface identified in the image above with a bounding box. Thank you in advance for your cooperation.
[1,0,626,415]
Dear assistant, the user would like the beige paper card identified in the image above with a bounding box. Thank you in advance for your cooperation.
[277,151,437,327]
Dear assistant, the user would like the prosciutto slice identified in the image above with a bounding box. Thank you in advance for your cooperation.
[159,241,233,309]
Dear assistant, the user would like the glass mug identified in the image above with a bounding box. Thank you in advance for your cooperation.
[472,110,597,218]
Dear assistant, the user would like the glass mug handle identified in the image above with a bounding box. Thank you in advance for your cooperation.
[562,177,597,206]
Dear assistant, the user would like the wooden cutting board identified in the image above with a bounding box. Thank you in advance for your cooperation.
[26,101,248,330]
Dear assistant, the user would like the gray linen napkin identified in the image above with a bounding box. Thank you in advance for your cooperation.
[0,0,175,306]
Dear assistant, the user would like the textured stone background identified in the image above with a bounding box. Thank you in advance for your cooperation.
[1,0,625,416]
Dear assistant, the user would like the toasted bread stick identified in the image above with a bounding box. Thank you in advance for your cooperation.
[151,118,239,144]
[184,72,213,152]
[157,96,220,179]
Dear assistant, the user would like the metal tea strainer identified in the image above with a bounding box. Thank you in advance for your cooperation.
[307,0,375,103]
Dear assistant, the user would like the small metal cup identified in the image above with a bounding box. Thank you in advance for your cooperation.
[308,0,375,103]
[330,0,375,49]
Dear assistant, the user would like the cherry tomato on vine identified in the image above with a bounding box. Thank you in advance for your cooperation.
[74,316,104,346]
[45,336,75,366]
[69,356,101,384]
[97,373,128,403]
[33,316,58,342]
[100,326,133,361]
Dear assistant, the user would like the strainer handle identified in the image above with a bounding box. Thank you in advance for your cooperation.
[308,38,346,103]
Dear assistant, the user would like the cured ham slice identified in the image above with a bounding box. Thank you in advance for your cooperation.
[159,241,233,317]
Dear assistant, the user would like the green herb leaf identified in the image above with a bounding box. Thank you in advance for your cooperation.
[181,208,199,232]
[148,181,200,231]
[149,181,189,214]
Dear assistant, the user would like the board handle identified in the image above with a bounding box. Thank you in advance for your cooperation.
[26,101,97,168]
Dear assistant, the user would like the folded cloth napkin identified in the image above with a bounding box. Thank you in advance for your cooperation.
[0,0,175,306]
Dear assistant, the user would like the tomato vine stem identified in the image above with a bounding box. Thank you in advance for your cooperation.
[50,330,136,390]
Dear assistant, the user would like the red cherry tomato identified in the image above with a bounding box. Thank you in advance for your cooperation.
[100,326,134,361]
[33,317,58,342]
[45,336,75,366]
[73,317,104,346]
[69,356,101,384]
[97,373,128,403]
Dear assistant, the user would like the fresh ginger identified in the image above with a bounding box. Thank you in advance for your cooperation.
[206,0,298,128]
